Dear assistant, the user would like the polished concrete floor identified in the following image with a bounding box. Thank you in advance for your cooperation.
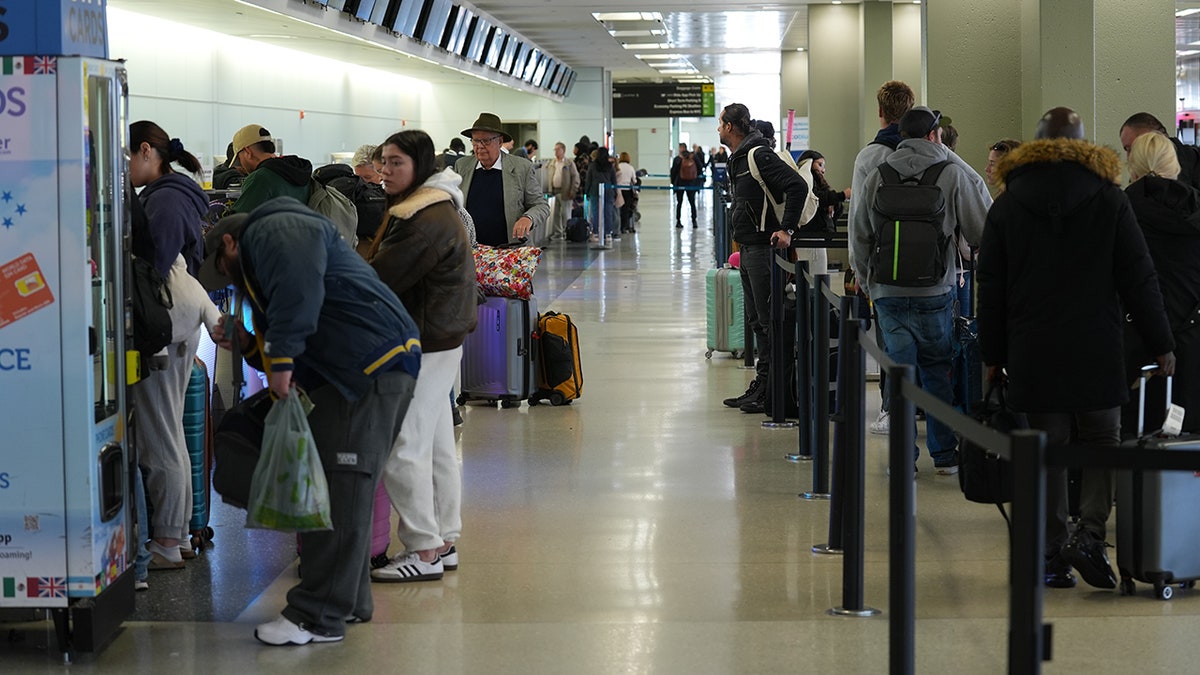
[5,190,1200,673]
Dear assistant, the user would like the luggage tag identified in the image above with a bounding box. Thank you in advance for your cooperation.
[1163,404,1185,437]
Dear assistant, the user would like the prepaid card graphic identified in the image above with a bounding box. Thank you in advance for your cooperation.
[0,252,54,329]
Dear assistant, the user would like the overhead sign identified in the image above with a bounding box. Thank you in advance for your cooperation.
[613,83,717,118]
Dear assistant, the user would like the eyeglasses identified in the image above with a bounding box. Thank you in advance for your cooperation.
[471,136,501,148]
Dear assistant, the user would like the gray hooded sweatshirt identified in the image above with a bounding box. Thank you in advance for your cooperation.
[849,138,992,299]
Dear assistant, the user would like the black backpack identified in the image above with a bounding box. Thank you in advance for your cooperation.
[129,255,173,358]
[327,175,387,239]
[870,161,951,287]
[314,164,387,239]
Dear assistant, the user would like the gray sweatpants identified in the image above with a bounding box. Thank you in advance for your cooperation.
[281,370,416,637]
[133,333,201,542]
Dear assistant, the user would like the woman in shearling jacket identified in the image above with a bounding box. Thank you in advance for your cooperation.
[368,129,477,582]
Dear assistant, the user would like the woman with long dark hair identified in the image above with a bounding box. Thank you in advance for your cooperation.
[128,120,217,574]
[368,130,477,582]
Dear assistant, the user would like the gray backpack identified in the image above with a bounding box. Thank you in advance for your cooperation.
[307,179,359,247]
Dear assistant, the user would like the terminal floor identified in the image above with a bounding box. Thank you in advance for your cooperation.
[5,190,1200,673]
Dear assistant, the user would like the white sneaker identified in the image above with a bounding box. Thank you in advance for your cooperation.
[439,545,458,571]
[869,411,890,435]
[254,616,343,646]
[370,551,444,583]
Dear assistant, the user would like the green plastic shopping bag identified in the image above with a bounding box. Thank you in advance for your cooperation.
[246,392,333,532]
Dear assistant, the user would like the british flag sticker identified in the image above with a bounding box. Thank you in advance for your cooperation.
[26,576,66,599]
[32,57,57,75]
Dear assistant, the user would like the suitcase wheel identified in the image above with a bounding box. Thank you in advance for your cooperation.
[1119,577,1136,596]
[500,399,521,409]
[528,396,541,406]
[456,394,467,406]
[1156,584,1173,601]
[705,350,713,359]
[549,392,568,406]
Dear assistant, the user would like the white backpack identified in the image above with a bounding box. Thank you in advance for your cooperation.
[747,146,821,231]
[747,146,826,274]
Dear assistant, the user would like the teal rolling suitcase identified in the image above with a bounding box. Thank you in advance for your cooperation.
[706,267,744,359]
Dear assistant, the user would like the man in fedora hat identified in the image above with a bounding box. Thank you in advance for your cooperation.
[453,112,549,246]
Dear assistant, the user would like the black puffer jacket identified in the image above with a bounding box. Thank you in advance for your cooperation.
[1126,175,1200,430]
[727,131,807,246]
[977,138,1174,413]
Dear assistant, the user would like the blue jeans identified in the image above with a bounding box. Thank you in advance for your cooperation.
[874,293,957,464]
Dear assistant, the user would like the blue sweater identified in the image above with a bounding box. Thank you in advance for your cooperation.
[140,172,209,277]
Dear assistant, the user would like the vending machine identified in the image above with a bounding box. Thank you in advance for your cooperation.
[0,3,135,655]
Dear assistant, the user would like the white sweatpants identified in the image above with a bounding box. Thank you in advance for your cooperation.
[382,347,463,552]
[133,332,201,541]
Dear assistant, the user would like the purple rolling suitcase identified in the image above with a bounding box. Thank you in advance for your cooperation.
[458,295,538,408]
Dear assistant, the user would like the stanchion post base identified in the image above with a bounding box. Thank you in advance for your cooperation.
[800,492,831,500]
[812,544,842,555]
[784,453,813,463]
[762,421,798,429]
[827,606,881,618]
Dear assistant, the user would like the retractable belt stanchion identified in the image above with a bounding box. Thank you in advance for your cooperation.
[888,365,917,675]
[829,318,879,617]
[1009,430,1048,674]
[764,250,797,430]
[786,261,812,462]
[801,282,840,499]
[812,293,848,551]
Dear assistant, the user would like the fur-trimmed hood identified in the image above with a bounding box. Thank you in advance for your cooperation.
[993,138,1123,223]
[387,184,454,221]
[994,138,1122,187]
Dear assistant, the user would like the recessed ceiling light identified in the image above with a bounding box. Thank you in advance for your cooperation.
[796,47,805,52]
[609,29,667,37]
[623,43,669,49]
[594,12,663,22]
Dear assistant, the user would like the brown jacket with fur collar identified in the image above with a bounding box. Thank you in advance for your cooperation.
[369,186,478,352]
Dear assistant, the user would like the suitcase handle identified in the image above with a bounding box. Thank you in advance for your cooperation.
[1136,365,1173,437]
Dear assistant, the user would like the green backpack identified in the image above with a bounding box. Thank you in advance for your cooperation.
[307,179,359,247]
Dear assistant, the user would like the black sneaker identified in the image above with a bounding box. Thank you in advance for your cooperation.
[1061,529,1117,589]
[723,378,764,408]
[1045,552,1077,588]
[739,396,768,415]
